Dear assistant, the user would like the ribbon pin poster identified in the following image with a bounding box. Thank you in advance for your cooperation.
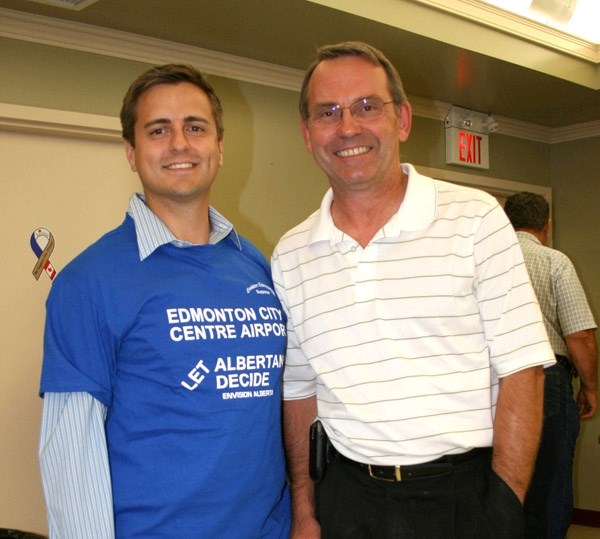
[31,227,57,281]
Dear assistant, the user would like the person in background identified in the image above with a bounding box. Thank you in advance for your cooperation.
[272,41,555,538]
[504,191,597,539]
[38,64,291,538]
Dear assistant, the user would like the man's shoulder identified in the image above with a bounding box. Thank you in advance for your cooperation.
[431,177,498,208]
[424,177,502,226]
[235,234,270,269]
[519,233,569,259]
[519,235,575,271]
[546,245,576,270]
[403,163,500,214]
[58,217,135,280]
[274,210,320,255]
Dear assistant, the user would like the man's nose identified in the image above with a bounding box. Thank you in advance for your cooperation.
[170,127,190,150]
[337,108,361,135]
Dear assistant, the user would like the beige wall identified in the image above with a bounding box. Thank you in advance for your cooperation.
[552,137,600,509]
[1,132,138,535]
[1,37,598,534]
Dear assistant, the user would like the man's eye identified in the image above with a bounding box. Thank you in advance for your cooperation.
[187,124,209,135]
[358,101,378,114]
[314,108,337,120]
[150,128,165,136]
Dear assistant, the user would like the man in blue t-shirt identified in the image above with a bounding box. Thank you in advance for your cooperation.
[39,64,291,538]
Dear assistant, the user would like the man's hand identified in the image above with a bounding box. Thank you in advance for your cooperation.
[284,396,320,538]
[566,329,598,420]
[289,515,321,539]
[576,386,597,420]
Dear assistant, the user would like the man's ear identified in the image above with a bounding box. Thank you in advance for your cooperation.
[300,119,313,155]
[396,101,412,143]
[541,220,550,246]
[124,139,137,172]
[218,137,224,165]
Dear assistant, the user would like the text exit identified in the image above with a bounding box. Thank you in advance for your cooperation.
[459,132,482,164]
[445,127,489,169]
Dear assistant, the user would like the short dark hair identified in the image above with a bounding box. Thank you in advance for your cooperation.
[299,41,408,120]
[120,64,224,146]
[504,192,550,231]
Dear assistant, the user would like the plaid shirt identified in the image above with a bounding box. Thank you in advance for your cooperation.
[516,231,596,357]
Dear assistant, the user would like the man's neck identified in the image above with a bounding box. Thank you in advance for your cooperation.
[518,227,546,246]
[146,195,211,245]
[330,171,408,248]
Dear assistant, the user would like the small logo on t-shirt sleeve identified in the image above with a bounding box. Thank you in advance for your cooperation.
[246,282,276,296]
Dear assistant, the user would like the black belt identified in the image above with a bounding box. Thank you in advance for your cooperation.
[337,447,490,482]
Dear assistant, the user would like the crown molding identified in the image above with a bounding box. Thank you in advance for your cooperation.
[310,0,599,89]
[408,96,600,143]
[0,102,122,141]
[413,0,599,62]
[0,7,304,91]
[1,7,599,143]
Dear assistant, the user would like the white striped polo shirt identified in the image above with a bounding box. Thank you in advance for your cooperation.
[272,163,554,466]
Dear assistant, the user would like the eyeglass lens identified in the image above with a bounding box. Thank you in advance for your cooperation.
[310,97,392,125]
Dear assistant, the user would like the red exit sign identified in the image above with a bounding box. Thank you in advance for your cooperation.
[445,127,489,169]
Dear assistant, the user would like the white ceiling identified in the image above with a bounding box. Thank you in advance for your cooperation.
[483,0,599,43]
[1,0,600,130]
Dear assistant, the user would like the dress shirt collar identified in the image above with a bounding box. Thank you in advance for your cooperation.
[516,230,542,246]
[127,193,240,260]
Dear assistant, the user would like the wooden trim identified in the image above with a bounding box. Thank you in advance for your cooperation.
[573,508,600,528]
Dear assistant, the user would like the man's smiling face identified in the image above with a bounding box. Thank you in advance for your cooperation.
[300,56,411,195]
[125,81,224,208]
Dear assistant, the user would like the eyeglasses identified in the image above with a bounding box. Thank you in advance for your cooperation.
[308,97,395,126]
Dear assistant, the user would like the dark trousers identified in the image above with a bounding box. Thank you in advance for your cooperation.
[524,363,580,539]
[316,449,523,538]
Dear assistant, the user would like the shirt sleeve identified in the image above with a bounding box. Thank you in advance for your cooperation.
[39,392,115,539]
[554,255,597,336]
[40,276,115,405]
[474,203,554,376]
[271,253,317,400]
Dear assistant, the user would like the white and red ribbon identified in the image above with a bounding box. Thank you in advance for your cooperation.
[31,227,57,281]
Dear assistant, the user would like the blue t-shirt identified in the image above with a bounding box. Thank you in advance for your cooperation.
[41,215,291,538]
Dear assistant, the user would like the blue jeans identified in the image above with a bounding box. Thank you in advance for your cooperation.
[524,363,580,538]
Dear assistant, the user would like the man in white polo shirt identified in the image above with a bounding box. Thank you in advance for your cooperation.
[272,41,554,538]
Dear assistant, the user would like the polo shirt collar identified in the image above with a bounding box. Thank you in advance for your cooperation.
[516,230,541,245]
[308,163,437,246]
